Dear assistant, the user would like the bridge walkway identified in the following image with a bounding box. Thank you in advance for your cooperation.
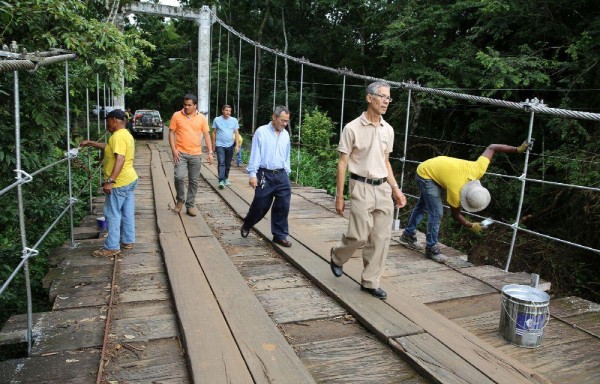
[0,137,598,383]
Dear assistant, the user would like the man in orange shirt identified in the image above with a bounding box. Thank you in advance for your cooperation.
[169,93,213,216]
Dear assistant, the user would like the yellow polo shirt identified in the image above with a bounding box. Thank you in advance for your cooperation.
[103,128,137,188]
[417,156,490,208]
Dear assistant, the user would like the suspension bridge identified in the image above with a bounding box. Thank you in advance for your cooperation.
[1,2,599,383]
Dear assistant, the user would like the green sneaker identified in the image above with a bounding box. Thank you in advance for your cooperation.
[218,180,225,189]
[225,179,231,186]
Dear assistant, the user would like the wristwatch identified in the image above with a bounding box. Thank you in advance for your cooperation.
[105,178,116,184]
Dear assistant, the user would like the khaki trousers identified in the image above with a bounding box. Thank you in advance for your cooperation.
[332,180,394,289]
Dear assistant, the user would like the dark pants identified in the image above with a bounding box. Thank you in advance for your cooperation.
[243,169,291,240]
[216,145,235,182]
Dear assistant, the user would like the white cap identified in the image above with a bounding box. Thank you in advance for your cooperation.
[460,180,491,212]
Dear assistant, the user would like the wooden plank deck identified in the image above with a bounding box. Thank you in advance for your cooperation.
[196,143,599,384]
[1,136,598,383]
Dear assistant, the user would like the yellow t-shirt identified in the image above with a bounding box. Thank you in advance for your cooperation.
[103,128,138,188]
[169,110,209,155]
[234,133,243,146]
[417,156,490,208]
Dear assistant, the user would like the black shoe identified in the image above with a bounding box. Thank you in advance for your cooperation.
[330,248,343,277]
[273,238,292,247]
[240,225,249,238]
[361,286,387,300]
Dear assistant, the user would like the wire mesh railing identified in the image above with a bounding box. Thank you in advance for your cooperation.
[0,43,112,354]
[207,7,600,268]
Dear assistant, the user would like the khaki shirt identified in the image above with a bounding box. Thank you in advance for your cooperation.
[338,112,394,179]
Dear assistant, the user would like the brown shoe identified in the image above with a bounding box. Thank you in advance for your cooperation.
[92,248,121,258]
[121,243,134,249]
[174,201,184,213]
[187,206,197,216]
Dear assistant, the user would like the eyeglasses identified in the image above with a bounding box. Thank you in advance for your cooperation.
[371,93,393,102]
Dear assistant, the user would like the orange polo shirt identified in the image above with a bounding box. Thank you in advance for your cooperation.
[169,109,209,155]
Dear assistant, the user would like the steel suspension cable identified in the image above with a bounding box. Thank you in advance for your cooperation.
[339,75,346,136]
[225,31,229,104]
[215,24,221,116]
[295,63,304,184]
[273,55,278,111]
[237,38,241,119]
[208,10,600,122]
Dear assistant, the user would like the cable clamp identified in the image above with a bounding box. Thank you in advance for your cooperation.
[520,97,547,111]
[69,197,79,205]
[22,247,39,259]
[14,169,33,184]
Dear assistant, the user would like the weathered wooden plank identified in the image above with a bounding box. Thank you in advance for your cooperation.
[426,293,502,320]
[201,166,422,340]
[151,149,182,234]
[451,308,600,382]
[53,289,109,310]
[391,334,495,384]
[72,225,100,240]
[256,286,347,324]
[383,249,450,277]
[208,165,551,384]
[118,272,171,303]
[43,264,113,289]
[49,276,112,302]
[550,296,600,318]
[189,236,317,383]
[296,335,427,384]
[104,338,190,383]
[0,349,100,383]
[111,313,179,343]
[159,232,253,384]
[461,265,551,291]
[388,269,498,304]
[238,262,312,291]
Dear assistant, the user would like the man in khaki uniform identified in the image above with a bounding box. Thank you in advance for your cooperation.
[330,81,407,299]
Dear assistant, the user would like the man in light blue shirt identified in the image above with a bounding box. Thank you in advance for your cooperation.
[240,106,293,247]
[212,105,240,189]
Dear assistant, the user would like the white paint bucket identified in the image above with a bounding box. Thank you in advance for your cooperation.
[499,284,550,348]
[392,207,401,231]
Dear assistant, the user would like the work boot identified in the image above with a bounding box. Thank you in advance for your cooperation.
[425,246,447,263]
[399,232,424,250]
[187,206,197,217]
[174,201,184,213]
[92,248,120,258]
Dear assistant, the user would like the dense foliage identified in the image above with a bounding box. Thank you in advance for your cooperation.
[0,0,153,331]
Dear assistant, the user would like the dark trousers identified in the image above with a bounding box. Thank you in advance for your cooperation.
[216,145,235,182]
[243,169,291,240]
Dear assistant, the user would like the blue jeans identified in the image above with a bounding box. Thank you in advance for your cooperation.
[216,145,235,181]
[403,175,444,248]
[104,179,137,250]
[174,153,201,208]
[236,147,242,166]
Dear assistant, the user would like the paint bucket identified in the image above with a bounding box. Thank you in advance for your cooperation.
[499,284,550,348]
[96,216,107,231]
[392,207,401,231]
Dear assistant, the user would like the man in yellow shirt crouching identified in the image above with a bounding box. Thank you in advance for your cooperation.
[399,142,530,261]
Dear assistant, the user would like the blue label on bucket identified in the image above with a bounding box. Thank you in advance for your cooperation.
[515,312,545,336]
